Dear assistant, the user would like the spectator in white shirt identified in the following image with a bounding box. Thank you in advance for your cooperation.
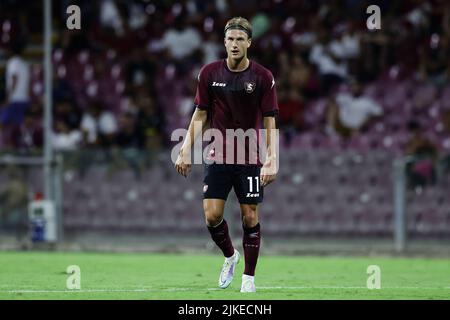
[1,41,30,127]
[80,102,118,147]
[329,23,360,61]
[309,29,347,94]
[327,79,383,138]
[161,16,202,62]
[100,0,125,36]
[52,120,82,152]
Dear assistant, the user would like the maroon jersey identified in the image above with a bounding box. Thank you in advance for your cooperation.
[194,59,278,166]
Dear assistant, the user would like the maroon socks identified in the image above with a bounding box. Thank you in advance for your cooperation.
[242,223,261,276]
[207,219,261,276]
[207,219,235,258]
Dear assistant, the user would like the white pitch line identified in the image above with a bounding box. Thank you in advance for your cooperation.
[0,286,449,294]
[258,286,450,290]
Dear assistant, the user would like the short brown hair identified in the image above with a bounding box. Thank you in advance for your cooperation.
[224,17,252,39]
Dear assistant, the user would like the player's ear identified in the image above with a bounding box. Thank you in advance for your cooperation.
[247,38,252,48]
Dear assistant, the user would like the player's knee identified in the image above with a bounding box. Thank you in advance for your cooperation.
[205,215,223,227]
[241,205,258,227]
[203,205,224,226]
[206,217,224,227]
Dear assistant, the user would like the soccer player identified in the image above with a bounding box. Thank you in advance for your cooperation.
[175,17,278,293]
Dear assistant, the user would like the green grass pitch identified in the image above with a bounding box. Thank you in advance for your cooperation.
[0,251,448,300]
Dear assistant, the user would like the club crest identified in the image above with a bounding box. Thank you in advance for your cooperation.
[244,82,256,93]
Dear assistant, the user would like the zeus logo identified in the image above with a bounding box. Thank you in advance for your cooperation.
[212,82,226,87]
[246,193,260,197]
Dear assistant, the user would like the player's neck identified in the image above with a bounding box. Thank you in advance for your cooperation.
[226,57,249,72]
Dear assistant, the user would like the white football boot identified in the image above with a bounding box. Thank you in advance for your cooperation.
[240,274,256,293]
[218,250,240,289]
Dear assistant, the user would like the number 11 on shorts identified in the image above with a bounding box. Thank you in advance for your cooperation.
[247,176,260,192]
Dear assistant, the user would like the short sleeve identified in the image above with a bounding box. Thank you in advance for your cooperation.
[194,67,210,111]
[8,59,19,74]
[260,71,279,117]
[368,99,383,116]
[99,112,118,134]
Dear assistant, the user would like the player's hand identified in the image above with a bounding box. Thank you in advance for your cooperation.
[260,157,277,187]
[175,150,191,178]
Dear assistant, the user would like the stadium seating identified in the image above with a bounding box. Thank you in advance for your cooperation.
[2,1,450,241]
[45,147,449,238]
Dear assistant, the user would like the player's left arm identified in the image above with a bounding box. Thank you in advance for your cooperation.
[260,70,279,187]
[261,116,278,187]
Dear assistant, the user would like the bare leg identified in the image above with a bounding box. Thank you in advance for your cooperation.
[203,198,226,226]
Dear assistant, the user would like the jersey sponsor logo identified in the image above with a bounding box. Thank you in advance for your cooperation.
[203,185,208,193]
[244,81,256,93]
[212,81,227,87]
[246,192,260,198]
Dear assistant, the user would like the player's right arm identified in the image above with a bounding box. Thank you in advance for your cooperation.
[175,65,212,177]
[175,107,208,177]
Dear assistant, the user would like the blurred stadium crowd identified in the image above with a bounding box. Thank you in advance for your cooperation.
[1,0,450,188]
[1,0,450,241]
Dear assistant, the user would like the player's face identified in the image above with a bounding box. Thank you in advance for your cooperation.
[224,29,251,60]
